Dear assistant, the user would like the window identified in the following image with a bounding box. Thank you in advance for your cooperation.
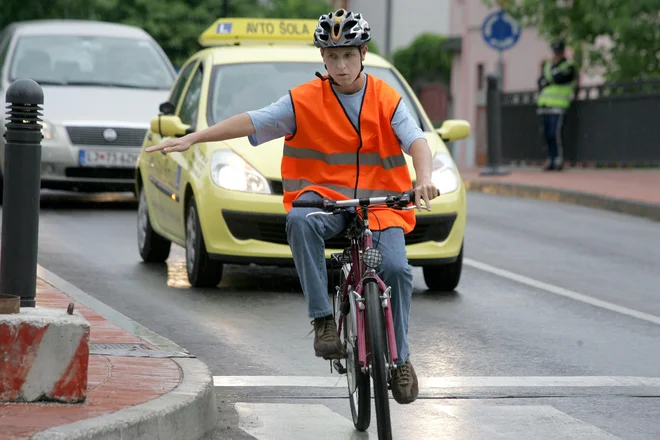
[477,63,485,90]
[178,65,203,127]
[8,35,174,89]
[207,62,430,131]
[169,60,198,109]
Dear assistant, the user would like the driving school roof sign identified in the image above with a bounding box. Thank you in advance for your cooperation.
[199,18,318,46]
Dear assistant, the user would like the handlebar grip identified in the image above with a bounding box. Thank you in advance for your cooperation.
[292,198,326,209]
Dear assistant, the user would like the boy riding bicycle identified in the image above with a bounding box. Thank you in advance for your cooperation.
[146,8,440,404]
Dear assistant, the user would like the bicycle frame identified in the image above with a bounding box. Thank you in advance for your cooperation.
[336,204,399,372]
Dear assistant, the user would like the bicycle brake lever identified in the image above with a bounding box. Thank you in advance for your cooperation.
[305,211,335,218]
[401,205,431,211]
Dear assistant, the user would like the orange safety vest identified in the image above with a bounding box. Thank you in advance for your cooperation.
[282,73,416,234]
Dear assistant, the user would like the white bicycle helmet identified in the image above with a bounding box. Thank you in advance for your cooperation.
[313,8,372,49]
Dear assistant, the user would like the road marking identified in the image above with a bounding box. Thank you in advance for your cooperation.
[236,403,376,439]
[438,404,621,439]
[464,258,660,326]
[234,402,621,439]
[214,375,660,388]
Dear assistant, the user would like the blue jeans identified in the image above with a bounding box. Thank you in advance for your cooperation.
[285,191,414,366]
[542,113,565,166]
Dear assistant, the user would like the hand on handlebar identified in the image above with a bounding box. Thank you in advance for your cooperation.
[413,179,440,212]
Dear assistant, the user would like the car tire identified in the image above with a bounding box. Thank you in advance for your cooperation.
[422,242,463,292]
[137,187,171,263]
[185,195,223,288]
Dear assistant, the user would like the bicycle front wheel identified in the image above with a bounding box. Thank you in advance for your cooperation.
[365,281,392,440]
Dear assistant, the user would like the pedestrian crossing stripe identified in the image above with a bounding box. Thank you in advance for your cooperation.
[214,375,660,388]
[235,402,622,439]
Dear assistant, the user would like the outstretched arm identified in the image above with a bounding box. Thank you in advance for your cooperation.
[146,113,256,153]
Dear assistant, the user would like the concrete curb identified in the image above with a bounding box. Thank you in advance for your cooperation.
[31,265,218,440]
[463,180,660,222]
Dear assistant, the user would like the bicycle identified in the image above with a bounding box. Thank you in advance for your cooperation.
[292,189,422,440]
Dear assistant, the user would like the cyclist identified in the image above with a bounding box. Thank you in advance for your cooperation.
[146,8,440,404]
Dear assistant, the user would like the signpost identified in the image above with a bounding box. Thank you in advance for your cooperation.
[479,3,520,176]
[481,6,521,80]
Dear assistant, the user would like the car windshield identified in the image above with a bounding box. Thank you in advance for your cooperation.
[9,35,175,90]
[208,62,429,131]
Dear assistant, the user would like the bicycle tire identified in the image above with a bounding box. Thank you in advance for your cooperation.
[365,280,392,440]
[335,265,371,431]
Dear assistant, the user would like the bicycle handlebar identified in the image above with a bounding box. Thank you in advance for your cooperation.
[292,189,416,211]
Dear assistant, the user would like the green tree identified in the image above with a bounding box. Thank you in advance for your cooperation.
[391,33,452,88]
[259,0,332,19]
[483,0,660,82]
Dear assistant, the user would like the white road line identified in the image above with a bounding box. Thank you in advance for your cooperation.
[234,402,622,439]
[236,403,376,439]
[438,404,621,439]
[214,375,660,388]
[464,257,660,326]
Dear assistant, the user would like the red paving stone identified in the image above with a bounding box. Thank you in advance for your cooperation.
[460,167,660,206]
[0,279,183,439]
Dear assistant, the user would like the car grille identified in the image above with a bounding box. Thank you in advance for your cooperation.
[267,180,417,196]
[65,167,135,179]
[66,126,147,147]
[222,210,456,249]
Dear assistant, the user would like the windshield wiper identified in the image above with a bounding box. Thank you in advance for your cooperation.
[64,81,166,90]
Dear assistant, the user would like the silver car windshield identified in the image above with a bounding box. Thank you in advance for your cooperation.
[9,35,175,90]
[208,62,429,131]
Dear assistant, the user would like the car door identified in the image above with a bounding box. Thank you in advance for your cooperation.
[145,58,199,227]
[158,60,204,238]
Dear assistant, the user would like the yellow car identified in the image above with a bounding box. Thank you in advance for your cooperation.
[135,17,470,291]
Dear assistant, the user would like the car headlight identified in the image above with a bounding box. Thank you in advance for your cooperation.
[210,150,271,194]
[38,120,55,140]
[431,152,460,194]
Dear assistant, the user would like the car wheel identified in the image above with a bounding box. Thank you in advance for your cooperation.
[185,196,223,288]
[137,187,171,262]
[423,242,463,292]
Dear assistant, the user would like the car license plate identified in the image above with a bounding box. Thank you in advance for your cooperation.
[79,150,139,168]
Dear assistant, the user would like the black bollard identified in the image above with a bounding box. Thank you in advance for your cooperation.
[480,73,510,176]
[0,78,44,308]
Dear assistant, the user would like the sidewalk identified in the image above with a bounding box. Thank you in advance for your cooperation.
[460,166,660,222]
[0,267,216,440]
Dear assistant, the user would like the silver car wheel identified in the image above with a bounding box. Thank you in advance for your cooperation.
[137,190,148,251]
[186,205,197,275]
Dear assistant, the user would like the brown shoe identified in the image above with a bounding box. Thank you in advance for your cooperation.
[312,315,345,359]
[390,359,419,404]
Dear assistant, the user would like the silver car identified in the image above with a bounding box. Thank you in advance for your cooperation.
[0,20,177,196]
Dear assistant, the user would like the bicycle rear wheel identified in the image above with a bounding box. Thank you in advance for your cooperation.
[365,280,392,440]
[336,264,371,430]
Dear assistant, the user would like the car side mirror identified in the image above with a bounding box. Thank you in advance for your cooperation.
[159,101,175,115]
[436,120,471,142]
[150,115,192,138]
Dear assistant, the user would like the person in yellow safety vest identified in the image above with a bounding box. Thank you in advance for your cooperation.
[537,40,576,171]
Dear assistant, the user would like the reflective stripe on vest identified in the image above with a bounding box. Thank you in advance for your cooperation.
[283,145,407,170]
[282,73,415,233]
[537,60,574,109]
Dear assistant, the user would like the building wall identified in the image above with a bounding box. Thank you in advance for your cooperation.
[337,0,450,57]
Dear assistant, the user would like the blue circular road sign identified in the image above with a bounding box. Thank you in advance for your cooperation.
[481,10,521,51]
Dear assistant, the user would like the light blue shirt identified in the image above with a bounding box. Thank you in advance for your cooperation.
[246,74,425,155]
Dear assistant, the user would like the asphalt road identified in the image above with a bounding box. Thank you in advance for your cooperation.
[23,190,660,439]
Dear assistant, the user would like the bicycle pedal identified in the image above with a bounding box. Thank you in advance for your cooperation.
[333,360,347,375]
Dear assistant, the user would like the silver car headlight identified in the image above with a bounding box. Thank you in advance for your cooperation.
[38,120,55,140]
[210,150,271,194]
[431,152,460,194]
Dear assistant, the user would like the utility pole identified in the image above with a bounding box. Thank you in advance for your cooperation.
[223,0,229,17]
[385,0,392,59]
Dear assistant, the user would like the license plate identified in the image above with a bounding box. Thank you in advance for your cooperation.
[79,150,139,168]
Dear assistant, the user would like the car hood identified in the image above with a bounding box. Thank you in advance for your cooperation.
[26,85,169,126]
[224,132,447,182]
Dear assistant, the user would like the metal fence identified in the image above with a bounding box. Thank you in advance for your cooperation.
[500,79,660,166]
